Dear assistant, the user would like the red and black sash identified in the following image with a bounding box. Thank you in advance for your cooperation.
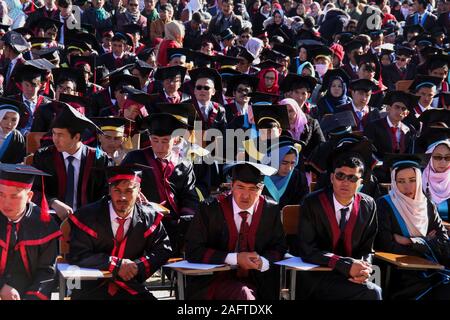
[195,102,219,128]
[382,118,406,153]
[217,194,264,252]
[143,149,179,214]
[317,192,361,257]
[53,147,95,207]
[414,105,424,116]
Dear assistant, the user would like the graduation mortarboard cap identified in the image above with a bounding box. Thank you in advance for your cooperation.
[220,28,236,41]
[104,164,144,185]
[51,104,100,134]
[334,31,356,46]
[1,31,31,53]
[280,74,317,93]
[39,17,63,30]
[223,161,277,184]
[383,153,425,171]
[320,110,356,136]
[383,91,419,107]
[213,54,241,67]
[237,47,256,64]
[420,46,443,58]
[252,104,290,130]
[403,24,424,36]
[418,108,450,128]
[225,74,259,97]
[64,38,92,54]
[121,86,152,105]
[143,103,197,135]
[0,164,52,222]
[416,127,450,154]
[426,53,450,71]
[154,65,187,82]
[52,67,86,93]
[133,59,154,74]
[272,43,298,58]
[327,138,375,173]
[36,47,60,62]
[112,32,133,46]
[248,91,279,105]
[368,30,383,39]
[0,97,27,117]
[200,33,221,52]
[29,37,53,50]
[15,63,48,83]
[254,60,283,70]
[109,73,140,92]
[344,40,365,52]
[408,74,442,93]
[58,93,90,111]
[13,27,33,39]
[123,23,143,34]
[189,67,222,92]
[167,48,193,63]
[91,117,131,136]
[412,34,435,48]
[310,46,333,62]
[70,55,96,70]
[349,79,378,92]
[320,68,350,92]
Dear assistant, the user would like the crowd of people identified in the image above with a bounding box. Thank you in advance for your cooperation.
[0,0,448,301]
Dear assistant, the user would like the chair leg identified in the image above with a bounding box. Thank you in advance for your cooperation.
[161,266,166,285]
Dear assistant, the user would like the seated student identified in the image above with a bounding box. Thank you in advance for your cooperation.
[0,164,60,300]
[224,74,259,123]
[381,46,416,91]
[121,104,199,257]
[341,40,365,81]
[32,105,112,222]
[419,127,450,221]
[185,162,287,300]
[355,52,386,110]
[404,74,442,131]
[92,117,133,166]
[130,59,154,94]
[316,68,352,119]
[375,154,450,300]
[335,79,381,132]
[99,32,136,72]
[0,98,26,164]
[68,166,172,300]
[70,56,104,98]
[297,143,382,300]
[262,135,309,208]
[280,73,319,118]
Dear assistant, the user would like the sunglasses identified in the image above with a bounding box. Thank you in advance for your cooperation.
[334,171,361,183]
[432,155,450,162]
[195,85,212,91]
[236,88,251,94]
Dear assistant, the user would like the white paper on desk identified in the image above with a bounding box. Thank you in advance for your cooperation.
[274,257,320,270]
[57,263,105,277]
[165,260,225,270]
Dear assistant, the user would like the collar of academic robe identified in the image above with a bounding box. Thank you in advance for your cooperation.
[317,188,362,257]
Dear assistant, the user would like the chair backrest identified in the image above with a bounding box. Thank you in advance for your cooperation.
[380,183,392,192]
[60,218,71,260]
[281,205,300,236]
[26,132,46,155]
[396,80,413,92]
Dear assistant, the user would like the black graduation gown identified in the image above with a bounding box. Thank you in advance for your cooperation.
[30,100,64,133]
[224,102,245,124]
[263,169,309,209]
[381,63,416,91]
[405,12,438,32]
[3,58,25,97]
[8,94,52,132]
[0,203,60,300]
[297,188,381,300]
[184,99,227,133]
[31,144,113,210]
[67,196,172,300]
[121,147,199,255]
[89,89,113,117]
[375,196,450,300]
[99,52,136,72]
[184,194,287,300]
[299,114,326,161]
[0,129,25,164]
[335,103,381,132]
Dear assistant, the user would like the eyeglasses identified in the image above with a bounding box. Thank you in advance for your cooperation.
[236,88,251,94]
[334,171,361,183]
[195,85,212,91]
[392,104,408,112]
[432,155,450,162]
[241,35,250,38]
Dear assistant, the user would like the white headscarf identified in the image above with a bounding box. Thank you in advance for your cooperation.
[422,140,450,204]
[245,37,263,63]
[389,167,429,237]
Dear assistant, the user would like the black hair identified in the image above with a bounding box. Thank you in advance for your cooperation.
[240,27,253,35]
[56,76,77,91]
[332,155,365,175]
[57,0,72,8]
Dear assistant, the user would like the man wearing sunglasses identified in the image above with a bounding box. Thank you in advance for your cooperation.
[223,74,258,123]
[297,145,382,300]
[381,45,415,91]
[364,91,417,182]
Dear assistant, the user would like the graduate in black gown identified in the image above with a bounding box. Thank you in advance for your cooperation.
[297,142,382,300]
[0,98,26,164]
[68,165,172,300]
[185,162,287,300]
[375,154,450,300]
[0,164,60,300]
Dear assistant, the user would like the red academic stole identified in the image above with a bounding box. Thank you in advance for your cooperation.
[53,147,95,207]
[317,192,361,257]
[143,149,179,214]
[195,102,219,128]
[382,118,406,153]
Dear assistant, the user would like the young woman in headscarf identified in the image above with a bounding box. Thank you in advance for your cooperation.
[264,8,295,46]
[257,67,280,95]
[317,69,352,119]
[262,135,309,209]
[0,101,25,164]
[375,155,450,300]
[422,138,450,221]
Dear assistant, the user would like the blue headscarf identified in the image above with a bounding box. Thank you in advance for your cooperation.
[324,76,350,111]
[263,145,299,202]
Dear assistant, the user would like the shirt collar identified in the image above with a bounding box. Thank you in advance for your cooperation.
[418,102,427,112]
[62,145,83,161]
[22,95,37,104]
[113,53,124,59]
[386,116,400,128]
[232,197,256,216]
[109,200,133,222]
[351,101,368,114]
[333,194,354,212]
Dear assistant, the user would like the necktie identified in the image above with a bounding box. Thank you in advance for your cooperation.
[115,58,123,68]
[115,217,126,243]
[418,14,422,25]
[237,211,250,278]
[391,127,399,151]
[339,207,349,232]
[5,63,12,82]
[8,222,17,250]
[65,156,75,209]
[157,158,168,173]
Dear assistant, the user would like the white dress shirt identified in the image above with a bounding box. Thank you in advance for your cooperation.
[22,95,37,114]
[333,194,354,226]
[224,198,270,272]
[62,146,83,210]
[109,201,133,237]
[197,101,212,120]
